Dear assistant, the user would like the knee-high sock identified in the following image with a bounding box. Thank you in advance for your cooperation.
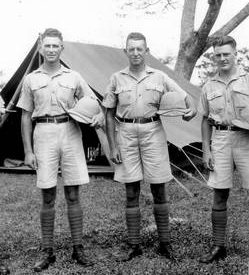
[67,203,83,246]
[153,203,170,244]
[40,208,55,249]
[212,208,227,246]
[126,207,141,245]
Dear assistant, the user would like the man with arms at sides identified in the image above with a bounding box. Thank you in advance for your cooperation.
[199,35,249,263]
[103,32,196,261]
[17,28,103,272]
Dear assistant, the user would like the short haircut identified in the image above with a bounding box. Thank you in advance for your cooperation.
[126,32,147,47]
[212,35,237,49]
[40,28,63,41]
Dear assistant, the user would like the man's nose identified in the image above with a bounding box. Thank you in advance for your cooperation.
[134,49,138,55]
[220,54,226,61]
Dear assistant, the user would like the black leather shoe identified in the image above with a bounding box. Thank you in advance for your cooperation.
[0,262,10,275]
[33,248,56,272]
[72,245,94,267]
[119,244,142,262]
[156,242,173,259]
[199,246,227,263]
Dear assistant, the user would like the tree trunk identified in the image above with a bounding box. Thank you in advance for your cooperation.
[175,0,223,80]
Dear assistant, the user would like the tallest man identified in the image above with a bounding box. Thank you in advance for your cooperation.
[103,32,196,261]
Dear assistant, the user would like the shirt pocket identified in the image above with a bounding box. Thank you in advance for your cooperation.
[30,81,49,105]
[207,89,225,114]
[144,84,164,105]
[114,86,135,106]
[232,87,249,122]
[57,81,76,107]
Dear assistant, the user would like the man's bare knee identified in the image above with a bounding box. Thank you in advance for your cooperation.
[42,187,56,208]
[64,186,80,205]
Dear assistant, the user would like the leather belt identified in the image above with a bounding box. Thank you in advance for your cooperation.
[36,114,72,124]
[214,125,241,131]
[116,115,159,124]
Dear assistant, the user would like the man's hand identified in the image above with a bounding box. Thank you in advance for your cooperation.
[110,147,122,164]
[91,112,105,129]
[24,152,38,170]
[182,108,197,121]
[203,150,214,171]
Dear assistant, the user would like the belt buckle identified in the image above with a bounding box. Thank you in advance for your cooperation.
[227,125,232,131]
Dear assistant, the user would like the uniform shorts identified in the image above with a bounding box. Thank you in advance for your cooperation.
[208,129,249,189]
[33,120,89,189]
[114,120,173,184]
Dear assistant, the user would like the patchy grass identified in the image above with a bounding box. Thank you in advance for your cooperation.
[0,172,249,274]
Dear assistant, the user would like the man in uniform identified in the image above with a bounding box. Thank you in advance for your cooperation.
[199,35,249,263]
[17,28,103,272]
[103,32,196,261]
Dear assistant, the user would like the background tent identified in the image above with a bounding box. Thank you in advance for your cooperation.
[0,41,202,171]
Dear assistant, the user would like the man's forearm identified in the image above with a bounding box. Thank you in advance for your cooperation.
[201,117,212,153]
[21,112,33,155]
[106,110,117,151]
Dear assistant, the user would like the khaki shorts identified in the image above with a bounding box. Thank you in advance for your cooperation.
[114,120,173,184]
[208,129,249,189]
[34,120,89,189]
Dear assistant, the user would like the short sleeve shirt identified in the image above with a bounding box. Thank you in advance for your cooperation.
[199,68,249,125]
[102,66,187,118]
[17,65,96,119]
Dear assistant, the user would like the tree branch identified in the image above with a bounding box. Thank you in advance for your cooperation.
[179,0,197,45]
[204,3,249,52]
[197,0,223,42]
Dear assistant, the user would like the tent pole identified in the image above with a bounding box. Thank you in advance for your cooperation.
[181,148,208,184]
[170,162,211,190]
[186,144,203,153]
[0,46,38,128]
[172,176,194,198]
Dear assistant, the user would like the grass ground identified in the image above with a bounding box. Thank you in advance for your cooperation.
[0,172,249,275]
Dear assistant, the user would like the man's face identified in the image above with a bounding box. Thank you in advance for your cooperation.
[214,44,237,73]
[124,39,148,67]
[40,36,63,64]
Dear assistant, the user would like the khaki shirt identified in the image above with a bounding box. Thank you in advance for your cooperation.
[17,65,95,119]
[102,66,187,118]
[199,68,249,127]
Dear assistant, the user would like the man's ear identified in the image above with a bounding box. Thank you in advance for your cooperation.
[123,48,127,55]
[146,47,150,54]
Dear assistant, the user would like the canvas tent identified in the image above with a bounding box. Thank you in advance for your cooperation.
[0,40,203,174]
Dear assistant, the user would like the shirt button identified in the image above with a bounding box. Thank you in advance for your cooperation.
[139,94,141,97]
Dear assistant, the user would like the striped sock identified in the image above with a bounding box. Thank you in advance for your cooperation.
[67,203,83,246]
[40,208,55,249]
[126,207,141,245]
[212,208,227,246]
[153,203,170,244]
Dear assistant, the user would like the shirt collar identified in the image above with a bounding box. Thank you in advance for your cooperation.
[211,66,247,83]
[120,65,156,75]
[34,64,70,76]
